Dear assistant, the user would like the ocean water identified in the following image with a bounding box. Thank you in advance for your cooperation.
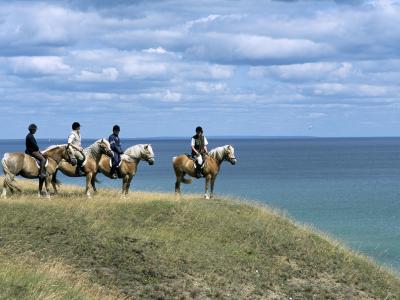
[1,137,400,271]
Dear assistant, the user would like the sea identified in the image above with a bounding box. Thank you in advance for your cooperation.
[1,137,400,271]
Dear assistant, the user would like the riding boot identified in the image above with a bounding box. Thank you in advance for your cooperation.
[110,165,118,179]
[39,160,46,179]
[75,160,85,176]
[195,162,202,178]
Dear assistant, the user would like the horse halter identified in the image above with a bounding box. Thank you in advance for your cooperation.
[141,148,155,165]
[225,148,236,164]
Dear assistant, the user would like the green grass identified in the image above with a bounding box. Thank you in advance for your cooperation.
[1,178,400,299]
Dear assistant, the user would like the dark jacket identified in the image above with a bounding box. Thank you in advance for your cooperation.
[191,134,205,156]
[25,133,39,154]
[109,134,123,154]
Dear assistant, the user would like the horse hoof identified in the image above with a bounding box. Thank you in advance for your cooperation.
[204,194,210,200]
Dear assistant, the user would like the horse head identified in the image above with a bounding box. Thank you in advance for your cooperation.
[99,139,113,157]
[64,144,77,166]
[142,144,155,165]
[225,145,236,165]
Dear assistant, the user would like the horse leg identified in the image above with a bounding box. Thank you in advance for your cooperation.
[38,177,44,198]
[204,175,211,199]
[175,176,181,196]
[51,170,58,195]
[44,176,51,199]
[124,175,134,196]
[210,177,216,199]
[91,175,97,194]
[1,179,6,199]
[85,173,93,198]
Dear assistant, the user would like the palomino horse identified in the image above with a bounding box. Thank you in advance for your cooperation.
[173,145,236,199]
[1,144,75,198]
[52,139,113,198]
[96,144,155,195]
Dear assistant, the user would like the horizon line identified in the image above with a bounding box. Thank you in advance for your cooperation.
[1,135,400,140]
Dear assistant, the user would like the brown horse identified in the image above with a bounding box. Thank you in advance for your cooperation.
[96,144,155,196]
[1,144,75,198]
[173,145,236,199]
[52,139,113,198]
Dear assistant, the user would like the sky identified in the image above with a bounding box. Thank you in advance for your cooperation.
[1,0,400,138]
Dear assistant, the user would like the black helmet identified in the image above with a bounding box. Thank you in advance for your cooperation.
[28,123,37,131]
[113,125,120,131]
[195,126,203,133]
[72,122,81,130]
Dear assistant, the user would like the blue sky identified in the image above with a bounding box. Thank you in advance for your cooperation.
[1,0,400,138]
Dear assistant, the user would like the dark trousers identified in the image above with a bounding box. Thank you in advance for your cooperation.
[111,152,121,174]
[30,151,46,177]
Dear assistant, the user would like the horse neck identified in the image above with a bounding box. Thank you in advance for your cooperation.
[209,147,225,166]
[43,147,64,163]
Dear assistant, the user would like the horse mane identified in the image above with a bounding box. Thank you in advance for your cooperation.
[209,145,229,162]
[124,144,153,160]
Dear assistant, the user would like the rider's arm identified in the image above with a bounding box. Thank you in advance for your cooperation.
[191,138,199,155]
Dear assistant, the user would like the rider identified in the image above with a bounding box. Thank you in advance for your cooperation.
[68,122,85,176]
[109,125,123,179]
[25,124,46,179]
[191,126,208,178]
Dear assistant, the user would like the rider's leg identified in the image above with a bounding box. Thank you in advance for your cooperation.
[195,154,203,178]
[31,151,46,178]
[74,150,85,176]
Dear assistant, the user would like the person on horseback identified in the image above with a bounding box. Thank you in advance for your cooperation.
[25,123,46,179]
[109,125,124,179]
[191,126,208,178]
[68,122,85,176]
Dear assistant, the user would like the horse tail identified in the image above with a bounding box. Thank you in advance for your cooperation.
[2,154,21,194]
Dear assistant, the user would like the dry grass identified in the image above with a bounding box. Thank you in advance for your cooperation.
[1,177,400,299]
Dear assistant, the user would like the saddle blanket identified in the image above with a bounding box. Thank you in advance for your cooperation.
[108,154,131,168]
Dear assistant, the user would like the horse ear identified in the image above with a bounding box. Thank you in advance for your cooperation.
[144,144,149,149]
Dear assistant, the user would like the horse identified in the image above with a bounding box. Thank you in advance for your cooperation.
[96,144,155,196]
[51,139,113,198]
[1,144,75,198]
[173,145,236,199]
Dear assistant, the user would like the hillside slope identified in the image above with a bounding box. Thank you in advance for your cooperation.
[0,179,399,299]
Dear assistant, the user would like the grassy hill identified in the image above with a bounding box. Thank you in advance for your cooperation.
[0,178,399,299]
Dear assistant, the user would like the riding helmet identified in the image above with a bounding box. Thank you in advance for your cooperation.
[72,122,81,130]
[195,126,203,133]
[28,123,37,131]
[113,125,120,131]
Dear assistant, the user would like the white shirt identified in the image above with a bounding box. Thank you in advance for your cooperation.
[191,136,208,147]
[68,130,81,147]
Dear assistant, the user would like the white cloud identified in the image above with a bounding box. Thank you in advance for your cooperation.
[8,56,72,76]
[143,47,167,54]
[76,67,119,82]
